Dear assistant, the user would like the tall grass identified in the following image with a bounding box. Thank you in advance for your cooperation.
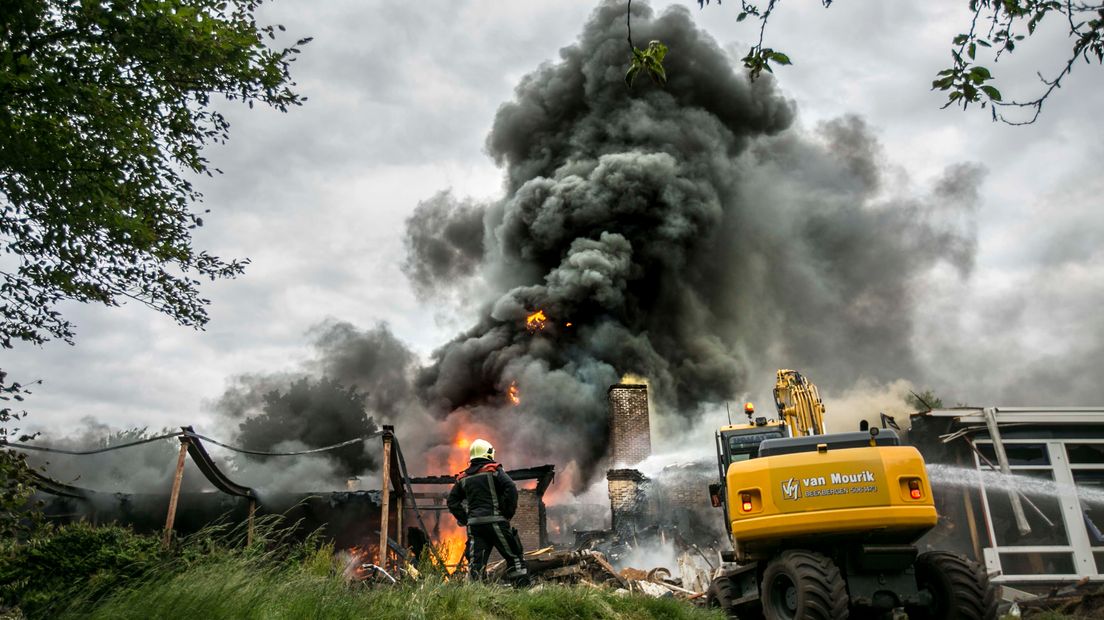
[60,553,721,620]
[25,517,721,620]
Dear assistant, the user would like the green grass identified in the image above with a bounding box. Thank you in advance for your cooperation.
[58,555,721,620]
[0,518,719,619]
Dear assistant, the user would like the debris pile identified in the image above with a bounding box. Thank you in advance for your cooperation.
[486,547,708,601]
[1016,579,1104,618]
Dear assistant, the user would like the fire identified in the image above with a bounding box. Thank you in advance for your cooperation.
[525,309,548,331]
[440,531,468,571]
[508,381,521,405]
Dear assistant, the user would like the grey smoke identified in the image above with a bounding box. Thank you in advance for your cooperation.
[24,422,208,494]
[212,320,425,485]
[404,1,980,484]
[402,191,486,298]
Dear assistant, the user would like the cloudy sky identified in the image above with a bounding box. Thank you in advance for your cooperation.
[8,0,1104,441]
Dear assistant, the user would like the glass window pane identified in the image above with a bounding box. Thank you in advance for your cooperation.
[1072,471,1104,545]
[999,552,1075,575]
[977,443,1050,466]
[1067,444,1104,464]
[983,470,1068,546]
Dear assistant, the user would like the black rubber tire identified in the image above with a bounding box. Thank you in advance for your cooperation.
[707,575,739,616]
[761,550,849,620]
[908,551,998,620]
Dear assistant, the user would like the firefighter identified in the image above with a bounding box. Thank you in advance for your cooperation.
[446,438,529,584]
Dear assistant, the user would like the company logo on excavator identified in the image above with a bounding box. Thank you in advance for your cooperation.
[781,477,800,500]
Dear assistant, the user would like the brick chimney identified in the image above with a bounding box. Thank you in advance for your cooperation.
[607,468,648,534]
[608,383,651,465]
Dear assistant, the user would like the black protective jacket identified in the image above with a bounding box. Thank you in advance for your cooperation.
[446,458,518,526]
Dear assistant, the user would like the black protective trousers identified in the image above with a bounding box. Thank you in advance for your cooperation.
[467,521,526,580]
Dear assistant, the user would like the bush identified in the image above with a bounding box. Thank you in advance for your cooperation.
[0,522,162,618]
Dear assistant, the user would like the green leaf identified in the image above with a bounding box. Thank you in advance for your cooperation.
[968,66,992,83]
[931,76,955,90]
[769,51,792,65]
[968,42,976,59]
[980,85,1002,101]
[625,65,641,87]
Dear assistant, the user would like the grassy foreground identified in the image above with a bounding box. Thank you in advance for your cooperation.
[58,555,720,620]
[0,521,718,620]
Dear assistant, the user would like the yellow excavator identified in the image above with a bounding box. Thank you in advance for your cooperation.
[705,370,996,619]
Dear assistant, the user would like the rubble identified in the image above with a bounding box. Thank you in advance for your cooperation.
[1016,579,1104,618]
[485,547,707,601]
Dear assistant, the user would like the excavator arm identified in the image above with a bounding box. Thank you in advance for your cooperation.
[772,369,826,437]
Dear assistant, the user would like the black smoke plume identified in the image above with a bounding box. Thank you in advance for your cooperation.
[404,2,979,484]
[211,320,420,487]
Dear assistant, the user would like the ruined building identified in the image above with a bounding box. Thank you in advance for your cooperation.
[603,383,720,543]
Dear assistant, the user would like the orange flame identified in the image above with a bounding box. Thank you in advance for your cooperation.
[525,309,548,331]
[440,531,468,570]
[508,381,521,405]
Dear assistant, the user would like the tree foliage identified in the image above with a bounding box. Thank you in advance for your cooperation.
[0,0,310,349]
[696,0,1103,124]
[237,377,377,475]
[0,371,42,540]
[906,389,945,412]
[625,1,670,86]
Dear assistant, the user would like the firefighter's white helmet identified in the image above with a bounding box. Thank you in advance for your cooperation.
[469,438,494,461]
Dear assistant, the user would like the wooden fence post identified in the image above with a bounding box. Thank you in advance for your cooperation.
[162,438,189,549]
[247,499,257,546]
[379,428,393,568]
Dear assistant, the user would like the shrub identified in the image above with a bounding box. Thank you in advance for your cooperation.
[0,522,161,618]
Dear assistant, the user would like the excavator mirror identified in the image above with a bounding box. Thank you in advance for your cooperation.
[708,483,723,508]
[754,416,767,426]
[859,419,869,431]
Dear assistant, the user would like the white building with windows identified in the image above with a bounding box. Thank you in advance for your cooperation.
[909,407,1104,589]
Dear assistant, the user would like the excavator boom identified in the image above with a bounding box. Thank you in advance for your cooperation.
[772,369,826,437]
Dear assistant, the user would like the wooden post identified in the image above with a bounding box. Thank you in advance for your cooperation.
[379,428,393,568]
[162,439,189,549]
[247,499,257,546]
[396,495,404,551]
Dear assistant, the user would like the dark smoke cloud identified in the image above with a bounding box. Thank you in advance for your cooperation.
[307,320,419,420]
[405,1,980,484]
[402,191,487,298]
[213,321,421,482]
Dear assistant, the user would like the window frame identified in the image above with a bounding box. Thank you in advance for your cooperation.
[975,438,1104,582]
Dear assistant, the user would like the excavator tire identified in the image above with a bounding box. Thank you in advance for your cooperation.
[761,550,849,620]
[707,575,739,618]
[907,551,997,620]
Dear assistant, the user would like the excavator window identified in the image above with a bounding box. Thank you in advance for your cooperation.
[725,430,783,464]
